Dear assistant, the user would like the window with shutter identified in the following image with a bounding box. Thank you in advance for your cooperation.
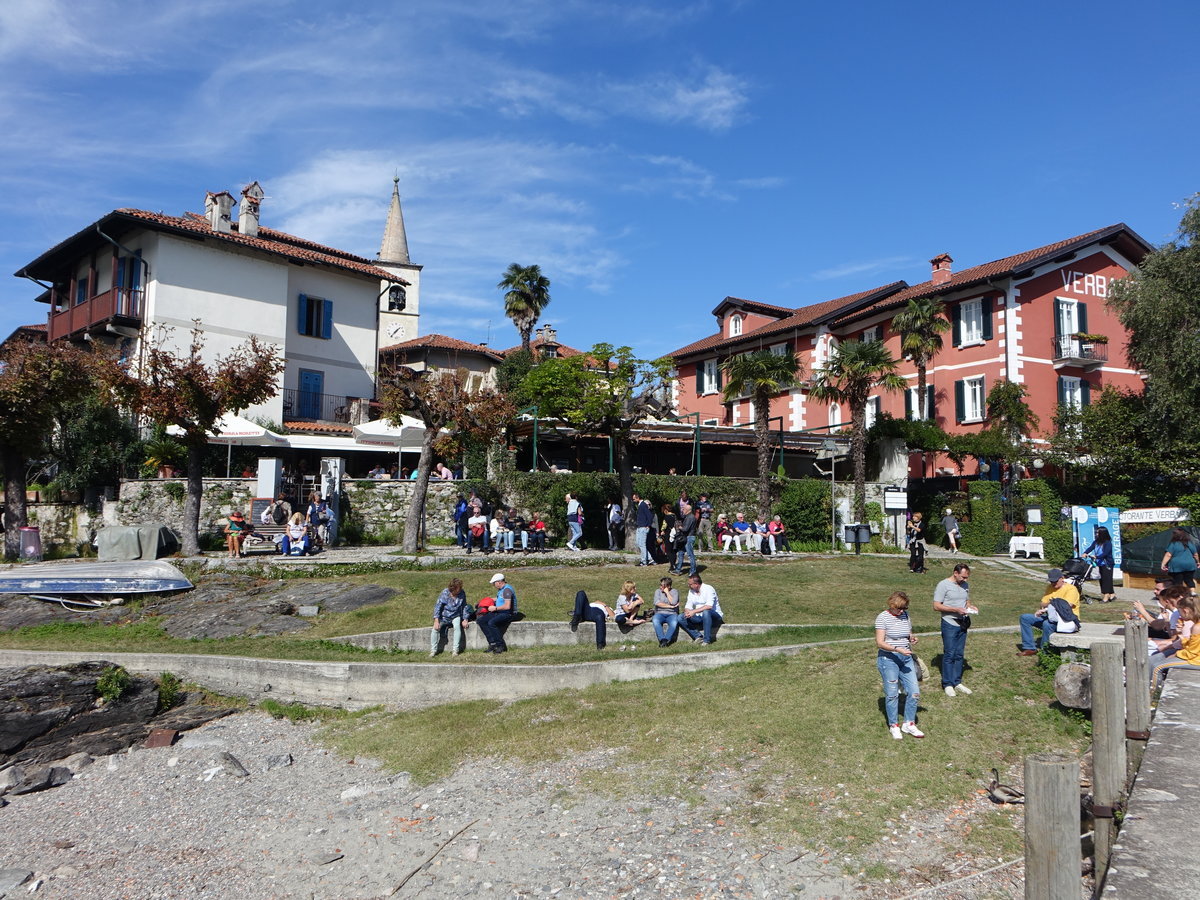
[957,376,984,422]
[960,299,984,344]
[298,294,333,339]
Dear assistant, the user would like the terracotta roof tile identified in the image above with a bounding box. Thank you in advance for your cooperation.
[283,421,353,436]
[380,333,503,361]
[714,296,795,316]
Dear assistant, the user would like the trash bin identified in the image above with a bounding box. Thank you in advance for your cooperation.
[19,526,42,562]
[843,524,871,544]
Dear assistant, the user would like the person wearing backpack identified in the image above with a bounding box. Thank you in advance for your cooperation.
[607,497,625,551]
[272,493,292,526]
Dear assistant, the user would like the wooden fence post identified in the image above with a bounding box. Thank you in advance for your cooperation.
[1123,617,1151,778]
[1024,753,1079,900]
[1091,641,1125,883]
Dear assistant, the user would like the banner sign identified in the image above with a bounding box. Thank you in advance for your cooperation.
[1071,506,1123,577]
[1120,507,1190,524]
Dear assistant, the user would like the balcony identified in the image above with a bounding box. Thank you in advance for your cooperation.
[281,388,356,423]
[1051,335,1107,370]
[48,287,144,342]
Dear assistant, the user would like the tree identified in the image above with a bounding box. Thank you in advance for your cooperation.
[114,325,284,556]
[809,339,905,522]
[0,340,109,558]
[721,349,803,518]
[892,297,950,420]
[982,379,1040,456]
[378,367,514,552]
[1107,195,1200,451]
[48,393,141,493]
[522,344,672,536]
[498,263,551,353]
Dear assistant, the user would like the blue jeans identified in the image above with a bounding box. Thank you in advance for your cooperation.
[431,618,465,654]
[572,590,607,648]
[877,650,920,725]
[1019,612,1054,651]
[939,618,968,688]
[500,530,514,551]
[567,520,583,547]
[675,536,697,575]
[653,610,679,643]
[455,520,467,548]
[679,609,723,643]
[636,526,651,564]
[477,610,516,650]
[281,533,310,555]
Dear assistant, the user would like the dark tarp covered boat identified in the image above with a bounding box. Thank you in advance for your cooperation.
[0,560,193,609]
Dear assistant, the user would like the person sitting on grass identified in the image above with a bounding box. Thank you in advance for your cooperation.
[225,510,249,558]
[569,589,616,649]
[430,577,470,657]
[652,576,681,647]
[678,574,724,646]
[615,580,647,626]
[1017,568,1081,655]
[280,512,311,556]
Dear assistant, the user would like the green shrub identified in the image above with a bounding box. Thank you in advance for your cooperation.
[961,482,1005,555]
[773,478,831,543]
[162,481,186,504]
[96,665,132,703]
[157,671,183,711]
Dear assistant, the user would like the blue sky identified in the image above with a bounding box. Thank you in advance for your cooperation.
[1,0,1197,359]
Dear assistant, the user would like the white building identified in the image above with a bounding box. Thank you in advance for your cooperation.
[16,181,418,430]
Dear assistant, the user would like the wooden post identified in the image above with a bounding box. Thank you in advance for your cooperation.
[1091,641,1126,883]
[1124,617,1151,778]
[1024,753,1079,900]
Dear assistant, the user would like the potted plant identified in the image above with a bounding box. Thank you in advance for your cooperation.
[1072,332,1108,343]
[143,435,187,478]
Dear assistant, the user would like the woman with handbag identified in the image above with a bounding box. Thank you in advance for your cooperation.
[875,590,924,739]
[906,512,927,573]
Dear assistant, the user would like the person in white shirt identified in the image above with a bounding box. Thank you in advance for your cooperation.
[678,574,724,645]
[466,511,489,554]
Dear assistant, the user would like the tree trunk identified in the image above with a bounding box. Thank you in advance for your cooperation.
[753,395,772,520]
[181,443,204,556]
[851,406,867,523]
[615,430,635,542]
[916,365,927,420]
[402,427,437,553]
[2,446,28,560]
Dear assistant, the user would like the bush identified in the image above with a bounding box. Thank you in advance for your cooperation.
[96,665,132,703]
[157,671,183,712]
[773,479,832,543]
[961,482,1006,555]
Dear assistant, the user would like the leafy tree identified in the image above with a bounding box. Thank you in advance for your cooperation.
[892,297,950,420]
[721,349,802,518]
[0,339,111,557]
[809,339,905,522]
[378,367,514,552]
[498,263,551,353]
[494,347,536,408]
[522,344,672,536]
[1107,194,1200,451]
[113,325,284,556]
[49,394,141,493]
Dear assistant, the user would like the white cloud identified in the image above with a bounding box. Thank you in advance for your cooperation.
[811,255,916,281]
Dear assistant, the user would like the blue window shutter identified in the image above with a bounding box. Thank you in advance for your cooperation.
[116,257,126,291]
[951,303,962,347]
[1078,302,1088,334]
[982,296,994,341]
[926,385,935,420]
[131,250,142,291]
[904,388,912,419]
[954,379,964,423]
[1081,380,1091,406]
[298,294,309,335]
[322,299,333,339]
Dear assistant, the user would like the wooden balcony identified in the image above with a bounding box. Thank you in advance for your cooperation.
[48,287,144,342]
[1051,336,1107,370]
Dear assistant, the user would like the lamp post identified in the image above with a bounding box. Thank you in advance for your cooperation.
[817,438,842,552]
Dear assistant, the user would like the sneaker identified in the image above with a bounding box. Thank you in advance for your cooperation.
[901,721,925,738]
[659,639,668,648]
[954,684,972,695]
[1018,649,1038,656]
[569,613,581,631]
[429,650,438,658]
[699,639,711,646]
[944,685,956,697]
[889,725,903,740]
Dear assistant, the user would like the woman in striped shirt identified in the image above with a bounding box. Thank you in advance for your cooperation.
[875,591,924,740]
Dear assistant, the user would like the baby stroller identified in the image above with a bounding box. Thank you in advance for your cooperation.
[1061,557,1095,604]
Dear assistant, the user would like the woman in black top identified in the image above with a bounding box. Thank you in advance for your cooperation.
[907,512,926,573]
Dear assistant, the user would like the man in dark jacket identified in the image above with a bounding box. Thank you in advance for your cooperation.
[673,503,698,577]
[633,492,654,566]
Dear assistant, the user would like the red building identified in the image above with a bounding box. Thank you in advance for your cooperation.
[669,224,1152,477]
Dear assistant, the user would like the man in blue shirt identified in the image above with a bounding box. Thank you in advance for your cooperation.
[478,573,518,653]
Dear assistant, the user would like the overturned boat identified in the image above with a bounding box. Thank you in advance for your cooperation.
[0,560,194,610]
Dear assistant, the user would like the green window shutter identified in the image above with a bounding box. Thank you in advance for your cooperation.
[298,293,309,335]
[904,388,912,419]
[1078,302,1088,334]
[1081,380,1091,406]
[981,296,994,341]
[322,300,333,339]
[1054,300,1065,338]
[1057,376,1065,406]
[951,303,962,347]
[954,379,965,423]
[696,362,705,394]
[716,360,724,391]
[926,385,935,420]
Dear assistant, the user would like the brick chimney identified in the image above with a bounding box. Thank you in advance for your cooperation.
[238,181,264,238]
[205,191,235,233]
[930,253,953,286]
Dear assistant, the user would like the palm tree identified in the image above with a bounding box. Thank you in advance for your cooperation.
[809,339,906,522]
[892,297,950,420]
[722,349,803,518]
[498,263,551,353]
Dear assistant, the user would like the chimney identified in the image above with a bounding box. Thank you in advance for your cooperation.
[541,324,557,345]
[930,253,953,286]
[205,191,234,233]
[238,181,264,238]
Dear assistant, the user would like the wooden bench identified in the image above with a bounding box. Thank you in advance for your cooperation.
[237,524,317,555]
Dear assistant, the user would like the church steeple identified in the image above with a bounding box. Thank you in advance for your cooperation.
[378,176,410,265]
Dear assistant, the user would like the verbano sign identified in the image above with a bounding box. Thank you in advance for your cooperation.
[1120,507,1191,523]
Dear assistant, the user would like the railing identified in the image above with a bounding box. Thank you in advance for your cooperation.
[1050,335,1107,365]
[281,388,353,423]
[48,287,144,342]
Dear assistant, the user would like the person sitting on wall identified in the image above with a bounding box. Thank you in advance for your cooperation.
[305,491,330,551]
[225,511,249,558]
[569,589,616,649]
[529,514,547,553]
[430,577,470,657]
[751,514,771,555]
[466,507,489,554]
[677,573,725,646]
[506,508,530,553]
[731,512,752,551]
[716,513,739,553]
[1017,568,1081,655]
[280,512,312,556]
[477,573,518,653]
[768,515,791,554]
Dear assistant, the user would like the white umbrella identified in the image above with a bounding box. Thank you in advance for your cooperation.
[168,413,284,476]
[352,416,429,471]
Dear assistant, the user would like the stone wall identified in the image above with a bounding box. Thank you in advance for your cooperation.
[23,503,103,555]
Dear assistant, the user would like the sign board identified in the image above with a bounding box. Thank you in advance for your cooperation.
[883,487,908,511]
[1120,507,1190,524]
[1071,506,1123,579]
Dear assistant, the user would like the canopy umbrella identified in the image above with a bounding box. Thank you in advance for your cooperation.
[351,415,429,471]
[168,413,284,476]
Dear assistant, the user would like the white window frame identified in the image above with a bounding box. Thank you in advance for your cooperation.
[865,396,880,428]
[1055,297,1081,357]
[1060,375,1084,412]
[861,325,882,343]
[907,386,932,421]
[960,299,984,346]
[769,342,787,356]
[828,403,842,428]
[729,314,743,337]
[700,358,718,395]
[962,375,985,423]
